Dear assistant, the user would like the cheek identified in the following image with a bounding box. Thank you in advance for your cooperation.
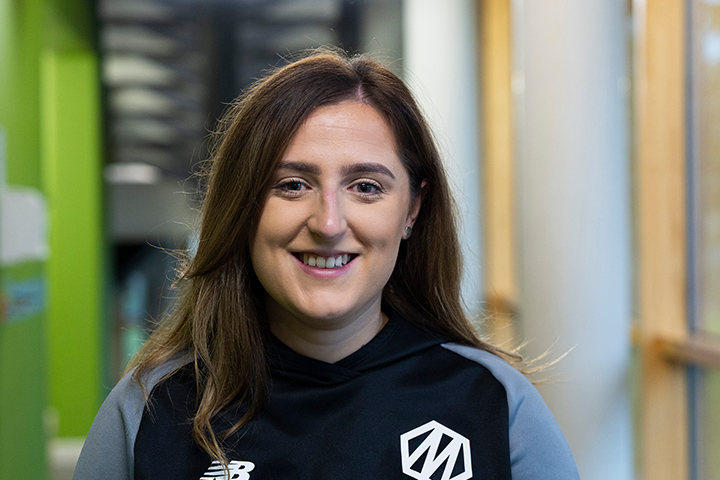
[352,211,406,276]
[252,201,297,249]
[249,219,289,301]
[354,202,409,242]
[249,203,288,272]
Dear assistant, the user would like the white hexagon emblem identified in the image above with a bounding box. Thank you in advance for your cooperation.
[400,420,472,480]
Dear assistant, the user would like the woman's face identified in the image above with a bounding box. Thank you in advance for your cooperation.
[250,100,421,332]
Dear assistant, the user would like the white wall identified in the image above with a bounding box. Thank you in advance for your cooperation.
[402,0,484,317]
[512,0,633,478]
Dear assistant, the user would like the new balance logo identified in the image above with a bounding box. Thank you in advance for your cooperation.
[400,420,472,480]
[200,460,255,480]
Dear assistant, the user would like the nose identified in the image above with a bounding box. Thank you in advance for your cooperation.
[306,189,347,242]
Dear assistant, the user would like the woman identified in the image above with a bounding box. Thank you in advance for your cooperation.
[74,50,579,480]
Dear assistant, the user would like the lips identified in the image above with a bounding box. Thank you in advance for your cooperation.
[294,253,357,269]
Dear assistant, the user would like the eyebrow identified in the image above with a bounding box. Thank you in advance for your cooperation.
[277,161,321,175]
[277,161,396,180]
[342,162,396,180]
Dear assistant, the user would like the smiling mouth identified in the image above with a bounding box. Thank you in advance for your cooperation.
[294,253,357,269]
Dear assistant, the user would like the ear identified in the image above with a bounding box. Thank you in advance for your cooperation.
[406,179,427,227]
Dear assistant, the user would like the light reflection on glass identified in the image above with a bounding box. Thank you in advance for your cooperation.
[693,1,720,337]
[691,1,720,478]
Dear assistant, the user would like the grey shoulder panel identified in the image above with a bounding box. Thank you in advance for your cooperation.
[73,357,191,480]
[441,343,580,480]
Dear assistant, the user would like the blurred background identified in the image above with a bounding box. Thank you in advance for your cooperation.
[0,0,718,479]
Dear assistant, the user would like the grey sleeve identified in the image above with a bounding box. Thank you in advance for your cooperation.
[441,344,580,480]
[73,360,188,480]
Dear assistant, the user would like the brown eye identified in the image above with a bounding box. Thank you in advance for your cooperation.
[353,181,383,196]
[357,183,377,194]
[272,178,308,197]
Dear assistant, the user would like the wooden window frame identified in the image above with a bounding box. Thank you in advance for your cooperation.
[479,0,516,346]
[634,0,689,477]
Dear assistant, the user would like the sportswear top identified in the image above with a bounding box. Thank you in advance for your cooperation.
[73,313,580,480]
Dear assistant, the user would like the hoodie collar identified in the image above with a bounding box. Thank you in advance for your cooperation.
[267,312,447,386]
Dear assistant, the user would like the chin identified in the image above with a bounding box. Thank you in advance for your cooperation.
[299,307,356,324]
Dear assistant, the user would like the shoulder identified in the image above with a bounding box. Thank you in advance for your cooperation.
[73,356,191,480]
[106,355,192,429]
[440,343,533,409]
[440,343,580,480]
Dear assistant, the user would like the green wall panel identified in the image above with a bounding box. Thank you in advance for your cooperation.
[43,49,104,437]
[0,264,47,480]
[0,0,48,478]
[1,0,104,478]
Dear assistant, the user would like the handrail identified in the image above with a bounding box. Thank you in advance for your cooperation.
[632,327,720,370]
[656,334,720,371]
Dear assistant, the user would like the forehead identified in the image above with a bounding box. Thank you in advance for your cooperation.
[301,101,393,135]
[282,101,401,168]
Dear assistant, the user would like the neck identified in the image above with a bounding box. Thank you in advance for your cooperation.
[268,302,388,363]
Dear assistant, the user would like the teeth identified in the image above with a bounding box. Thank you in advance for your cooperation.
[301,254,352,269]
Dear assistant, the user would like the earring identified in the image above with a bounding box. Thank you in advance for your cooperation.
[404,226,412,240]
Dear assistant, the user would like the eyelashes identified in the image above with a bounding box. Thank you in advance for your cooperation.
[271,178,386,199]
[351,181,384,195]
[275,179,306,193]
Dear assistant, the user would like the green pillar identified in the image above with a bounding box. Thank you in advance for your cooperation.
[0,0,104,477]
[42,0,105,438]
[0,0,48,478]
[42,49,104,438]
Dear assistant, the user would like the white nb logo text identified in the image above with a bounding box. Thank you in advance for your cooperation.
[200,460,255,480]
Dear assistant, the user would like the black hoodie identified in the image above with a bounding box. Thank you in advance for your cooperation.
[74,314,579,480]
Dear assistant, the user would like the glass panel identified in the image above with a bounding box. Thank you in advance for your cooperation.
[698,369,720,478]
[692,0,720,336]
[691,4,720,478]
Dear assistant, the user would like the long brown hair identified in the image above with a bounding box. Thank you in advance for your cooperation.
[129,48,519,464]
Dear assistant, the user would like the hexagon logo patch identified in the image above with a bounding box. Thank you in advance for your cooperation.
[399,420,472,480]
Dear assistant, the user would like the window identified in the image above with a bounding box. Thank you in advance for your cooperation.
[636,1,720,478]
[689,0,720,477]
